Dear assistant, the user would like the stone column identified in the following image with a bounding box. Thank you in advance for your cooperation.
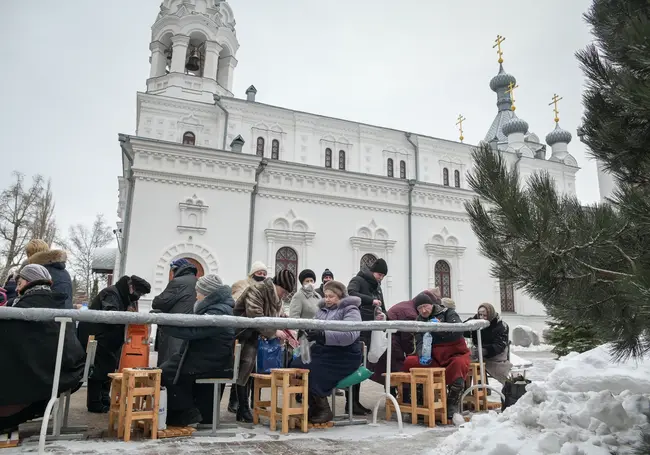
[217,55,238,91]
[455,250,465,307]
[149,41,168,78]
[385,247,393,306]
[170,35,190,74]
[203,41,223,81]
[266,238,274,276]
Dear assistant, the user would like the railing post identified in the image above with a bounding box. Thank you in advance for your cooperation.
[371,329,403,432]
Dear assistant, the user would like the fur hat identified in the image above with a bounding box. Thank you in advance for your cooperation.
[25,239,49,258]
[323,280,348,298]
[413,292,434,308]
[298,269,316,284]
[249,261,267,277]
[322,268,334,281]
[371,258,388,275]
[196,274,223,296]
[441,297,456,309]
[129,275,151,295]
[19,264,52,283]
[273,269,296,293]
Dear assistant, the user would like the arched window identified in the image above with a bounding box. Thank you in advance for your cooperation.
[325,148,332,168]
[443,168,450,186]
[360,253,377,270]
[434,260,451,298]
[256,137,265,157]
[182,131,196,145]
[454,170,460,188]
[271,139,280,160]
[275,246,298,276]
[500,280,515,312]
[400,160,406,179]
[387,158,394,177]
[168,257,204,281]
[339,150,346,170]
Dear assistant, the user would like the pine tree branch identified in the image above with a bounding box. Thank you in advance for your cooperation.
[573,257,635,278]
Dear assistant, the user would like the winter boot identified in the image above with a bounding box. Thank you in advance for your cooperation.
[235,384,253,423]
[345,383,371,415]
[310,396,333,424]
[227,385,238,414]
[87,379,110,413]
[446,378,465,419]
[167,407,202,427]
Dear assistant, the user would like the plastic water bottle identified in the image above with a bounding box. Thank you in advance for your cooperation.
[299,334,312,364]
[81,302,88,311]
[419,318,439,365]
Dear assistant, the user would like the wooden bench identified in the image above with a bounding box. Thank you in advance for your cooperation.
[384,372,414,423]
[251,369,309,434]
[464,363,488,412]
[410,368,447,426]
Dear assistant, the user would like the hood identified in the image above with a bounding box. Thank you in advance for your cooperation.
[113,275,132,304]
[318,295,361,310]
[28,249,67,267]
[478,302,497,321]
[357,269,379,288]
[173,264,197,279]
[196,284,234,314]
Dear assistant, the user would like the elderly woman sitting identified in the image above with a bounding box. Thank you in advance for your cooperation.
[291,280,362,424]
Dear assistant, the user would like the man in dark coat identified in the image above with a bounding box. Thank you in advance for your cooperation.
[464,303,512,382]
[152,259,198,367]
[25,240,74,309]
[0,265,85,433]
[77,275,151,413]
[346,258,388,415]
[315,268,334,298]
[160,274,235,427]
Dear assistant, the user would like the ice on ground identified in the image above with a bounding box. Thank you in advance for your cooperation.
[430,344,650,455]
[510,344,554,353]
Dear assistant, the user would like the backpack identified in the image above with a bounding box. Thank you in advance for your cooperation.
[501,373,531,410]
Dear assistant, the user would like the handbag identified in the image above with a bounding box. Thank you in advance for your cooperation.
[501,374,531,410]
[257,337,285,373]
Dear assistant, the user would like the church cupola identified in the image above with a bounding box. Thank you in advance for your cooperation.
[146,0,240,103]
[484,35,518,144]
[545,94,577,166]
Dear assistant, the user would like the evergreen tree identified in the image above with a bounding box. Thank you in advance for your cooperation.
[464,0,650,361]
[90,278,99,301]
[545,321,603,358]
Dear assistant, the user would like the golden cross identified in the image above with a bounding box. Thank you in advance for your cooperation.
[493,35,506,64]
[549,93,563,123]
[505,81,519,111]
[456,114,466,143]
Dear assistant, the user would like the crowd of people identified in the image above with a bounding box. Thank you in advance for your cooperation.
[0,238,513,433]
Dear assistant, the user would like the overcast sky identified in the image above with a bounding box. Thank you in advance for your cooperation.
[1,0,597,238]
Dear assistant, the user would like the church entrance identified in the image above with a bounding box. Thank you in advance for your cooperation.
[168,257,204,281]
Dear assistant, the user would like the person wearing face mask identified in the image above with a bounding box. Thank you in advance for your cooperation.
[464,303,511,383]
[77,275,151,413]
[289,269,320,319]
[231,261,268,301]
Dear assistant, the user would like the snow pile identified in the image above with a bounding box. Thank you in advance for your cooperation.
[510,343,554,353]
[431,344,650,455]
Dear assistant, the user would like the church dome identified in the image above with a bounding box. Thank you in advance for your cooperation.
[545,123,572,146]
[489,64,517,92]
[502,116,529,136]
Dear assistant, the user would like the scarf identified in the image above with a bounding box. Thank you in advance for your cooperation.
[11,284,51,307]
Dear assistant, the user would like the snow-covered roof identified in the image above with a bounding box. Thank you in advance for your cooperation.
[91,248,117,272]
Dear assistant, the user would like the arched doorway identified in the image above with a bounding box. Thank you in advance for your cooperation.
[168,257,204,281]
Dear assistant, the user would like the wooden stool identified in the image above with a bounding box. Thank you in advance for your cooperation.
[410,368,447,427]
[383,372,415,423]
[251,369,309,434]
[107,368,161,441]
[464,363,488,412]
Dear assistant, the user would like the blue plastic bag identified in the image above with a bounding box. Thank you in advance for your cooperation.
[257,337,285,373]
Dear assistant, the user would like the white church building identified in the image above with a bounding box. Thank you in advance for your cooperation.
[97,0,590,333]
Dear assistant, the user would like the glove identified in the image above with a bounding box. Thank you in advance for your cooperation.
[305,329,326,345]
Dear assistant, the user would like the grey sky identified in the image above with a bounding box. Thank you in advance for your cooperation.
[1,0,596,237]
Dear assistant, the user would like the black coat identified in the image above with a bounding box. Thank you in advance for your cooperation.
[77,276,133,379]
[464,315,509,359]
[28,250,73,309]
[161,285,235,383]
[347,269,386,349]
[0,281,86,405]
[414,307,464,355]
[152,264,198,366]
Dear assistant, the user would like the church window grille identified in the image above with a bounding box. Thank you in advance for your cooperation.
[339,150,346,170]
[271,139,280,160]
[500,280,515,312]
[443,168,450,186]
[275,247,298,276]
[434,260,451,298]
[182,131,196,145]
[400,160,406,179]
[454,170,460,188]
[256,137,265,157]
[360,253,377,270]
[387,159,394,177]
[325,148,332,168]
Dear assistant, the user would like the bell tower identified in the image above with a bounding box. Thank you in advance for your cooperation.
[146,0,239,103]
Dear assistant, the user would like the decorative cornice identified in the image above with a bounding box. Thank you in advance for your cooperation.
[425,243,466,257]
[264,229,316,245]
[138,92,218,116]
[257,191,409,215]
[177,225,206,234]
[350,236,397,252]
[132,169,254,193]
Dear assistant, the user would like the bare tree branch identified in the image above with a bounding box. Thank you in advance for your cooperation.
[67,214,114,296]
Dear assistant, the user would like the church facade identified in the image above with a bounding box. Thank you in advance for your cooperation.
[110,0,582,332]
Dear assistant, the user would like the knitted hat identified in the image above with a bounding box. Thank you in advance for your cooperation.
[323,280,348,298]
[441,297,456,309]
[273,269,296,293]
[19,264,52,283]
[322,268,334,280]
[249,261,267,276]
[413,292,434,309]
[196,274,223,296]
[130,275,151,295]
[170,258,191,270]
[371,258,388,275]
[298,269,316,284]
[25,239,49,258]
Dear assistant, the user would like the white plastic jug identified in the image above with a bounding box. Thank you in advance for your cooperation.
[158,387,167,431]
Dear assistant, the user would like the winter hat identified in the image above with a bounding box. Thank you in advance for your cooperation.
[441,298,456,309]
[322,268,334,281]
[19,264,52,283]
[196,274,223,296]
[25,239,49,258]
[170,258,191,270]
[413,292,434,309]
[273,269,296,294]
[130,275,151,295]
[323,280,348,298]
[298,269,316,285]
[249,261,267,276]
[371,258,388,275]
[478,302,497,321]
